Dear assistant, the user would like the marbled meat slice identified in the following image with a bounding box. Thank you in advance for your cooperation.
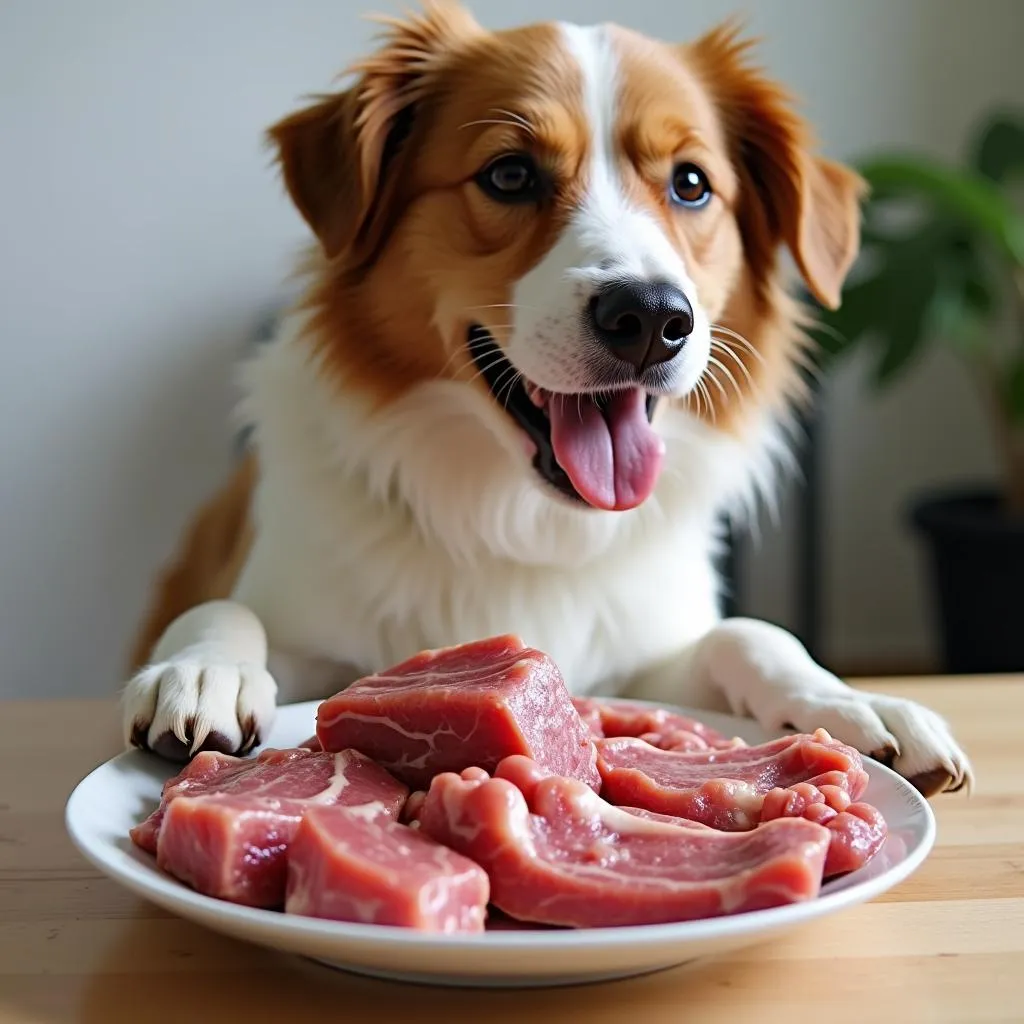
[138,748,408,907]
[285,805,489,931]
[131,747,406,854]
[414,756,830,928]
[316,634,599,791]
[572,697,745,752]
[596,729,868,830]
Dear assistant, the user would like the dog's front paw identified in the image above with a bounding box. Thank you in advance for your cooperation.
[858,693,973,797]
[122,656,277,762]
[769,686,972,798]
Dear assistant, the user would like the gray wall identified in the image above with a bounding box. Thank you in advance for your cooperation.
[2,0,1020,698]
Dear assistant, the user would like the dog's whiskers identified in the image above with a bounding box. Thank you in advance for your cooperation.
[707,354,742,403]
[702,362,728,404]
[436,345,475,381]
[710,324,764,366]
[464,355,514,389]
[493,366,524,410]
[703,379,717,423]
[491,107,537,135]
[464,302,541,314]
[458,117,534,136]
[695,377,716,423]
[690,382,704,420]
[710,338,756,393]
[683,382,700,419]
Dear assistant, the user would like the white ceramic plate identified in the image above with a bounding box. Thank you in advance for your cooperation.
[66,700,934,988]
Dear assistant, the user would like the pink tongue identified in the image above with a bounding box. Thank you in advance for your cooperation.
[548,389,665,511]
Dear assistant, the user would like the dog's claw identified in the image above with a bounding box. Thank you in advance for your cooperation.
[239,714,260,754]
[868,744,898,768]
[908,767,956,798]
[129,720,150,751]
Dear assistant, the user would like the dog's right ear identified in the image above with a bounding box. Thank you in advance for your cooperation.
[266,90,362,260]
[267,1,482,260]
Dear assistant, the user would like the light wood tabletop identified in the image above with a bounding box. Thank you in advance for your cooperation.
[2,678,1022,1023]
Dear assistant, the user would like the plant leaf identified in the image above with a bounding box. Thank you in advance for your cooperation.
[1006,355,1024,425]
[964,272,995,315]
[931,227,1001,353]
[972,111,1024,183]
[871,246,938,385]
[860,157,1024,266]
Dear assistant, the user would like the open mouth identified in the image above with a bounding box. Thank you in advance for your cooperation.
[467,325,665,511]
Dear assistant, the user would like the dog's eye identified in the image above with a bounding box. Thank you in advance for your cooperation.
[670,163,712,208]
[477,154,541,203]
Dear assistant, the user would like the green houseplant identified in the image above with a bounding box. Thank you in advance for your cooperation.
[813,109,1024,673]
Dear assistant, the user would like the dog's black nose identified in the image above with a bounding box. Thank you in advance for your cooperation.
[590,280,693,373]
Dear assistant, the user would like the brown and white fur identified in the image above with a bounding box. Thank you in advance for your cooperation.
[122,3,971,797]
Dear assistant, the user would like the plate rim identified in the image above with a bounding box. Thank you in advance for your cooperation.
[64,699,937,954]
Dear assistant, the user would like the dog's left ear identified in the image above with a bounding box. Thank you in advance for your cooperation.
[267,1,482,260]
[689,23,866,309]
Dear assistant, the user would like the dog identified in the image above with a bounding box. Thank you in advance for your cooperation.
[122,1,971,798]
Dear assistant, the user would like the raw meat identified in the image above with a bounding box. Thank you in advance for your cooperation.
[134,747,408,907]
[131,749,254,854]
[572,697,745,752]
[618,805,720,829]
[596,729,868,830]
[572,699,605,740]
[761,782,888,876]
[316,635,600,790]
[131,747,407,854]
[414,755,831,928]
[615,776,886,877]
[285,805,489,932]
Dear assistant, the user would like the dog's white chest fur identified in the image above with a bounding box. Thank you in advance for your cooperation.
[230,318,772,701]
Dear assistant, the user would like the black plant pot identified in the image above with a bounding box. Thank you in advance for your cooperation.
[909,487,1024,674]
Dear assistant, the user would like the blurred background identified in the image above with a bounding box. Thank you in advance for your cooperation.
[1,0,1022,699]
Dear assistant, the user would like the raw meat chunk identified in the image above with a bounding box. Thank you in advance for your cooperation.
[130,749,257,854]
[137,748,408,907]
[156,794,301,907]
[572,697,744,752]
[415,757,831,928]
[316,635,599,790]
[761,782,888,876]
[131,747,407,854]
[285,805,489,932]
[596,729,868,830]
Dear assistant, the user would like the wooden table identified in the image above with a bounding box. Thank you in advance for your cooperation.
[2,679,1022,1023]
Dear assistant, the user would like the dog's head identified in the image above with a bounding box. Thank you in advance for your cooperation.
[269,2,863,518]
